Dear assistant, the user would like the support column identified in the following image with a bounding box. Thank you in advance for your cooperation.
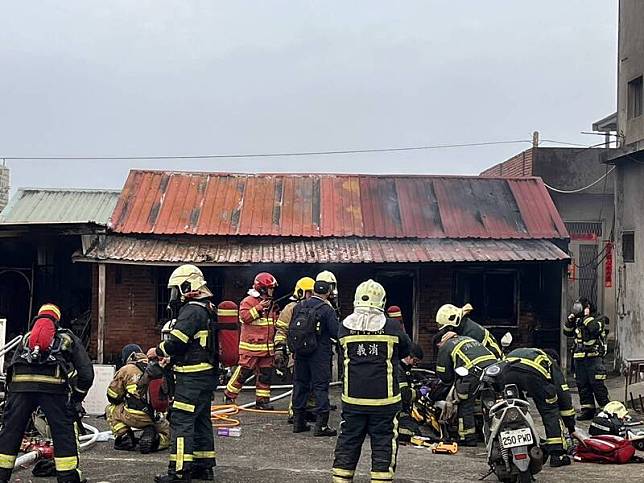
[98,263,106,364]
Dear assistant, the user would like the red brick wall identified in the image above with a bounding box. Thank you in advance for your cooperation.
[480,148,534,177]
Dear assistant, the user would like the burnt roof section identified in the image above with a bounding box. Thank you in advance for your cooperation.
[110,170,568,240]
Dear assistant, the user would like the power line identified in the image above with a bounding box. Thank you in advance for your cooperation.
[544,166,616,194]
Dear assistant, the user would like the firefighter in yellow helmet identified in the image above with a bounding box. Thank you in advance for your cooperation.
[332,280,411,483]
[436,303,502,359]
[151,264,217,483]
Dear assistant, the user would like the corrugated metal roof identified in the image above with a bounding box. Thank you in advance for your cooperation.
[77,235,569,265]
[0,188,121,225]
[110,171,568,240]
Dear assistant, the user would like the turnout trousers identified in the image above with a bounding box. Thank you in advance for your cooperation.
[0,392,82,482]
[503,369,565,454]
[292,350,332,415]
[454,374,478,443]
[332,409,399,483]
[575,356,609,412]
[105,403,170,449]
[224,353,273,403]
[167,371,216,477]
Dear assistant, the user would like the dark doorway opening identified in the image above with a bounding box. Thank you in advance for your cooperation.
[374,271,416,337]
[0,270,31,340]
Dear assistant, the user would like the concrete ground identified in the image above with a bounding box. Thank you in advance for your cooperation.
[9,376,644,483]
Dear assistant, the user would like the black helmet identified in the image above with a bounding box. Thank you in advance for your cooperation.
[121,344,142,364]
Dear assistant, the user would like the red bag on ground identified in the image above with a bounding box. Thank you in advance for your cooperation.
[574,434,636,464]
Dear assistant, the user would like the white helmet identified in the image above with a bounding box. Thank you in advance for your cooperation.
[354,279,386,311]
[436,303,473,328]
[168,264,211,295]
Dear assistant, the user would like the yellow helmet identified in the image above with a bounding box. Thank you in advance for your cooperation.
[436,303,473,328]
[293,277,315,300]
[354,279,386,310]
[316,270,337,285]
[168,264,211,295]
[603,401,629,420]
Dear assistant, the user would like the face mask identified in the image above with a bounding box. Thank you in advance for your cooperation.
[572,302,584,317]
[167,287,182,319]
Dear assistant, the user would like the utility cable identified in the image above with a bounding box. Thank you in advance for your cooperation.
[544,166,616,194]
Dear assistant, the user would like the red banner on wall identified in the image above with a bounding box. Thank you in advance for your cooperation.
[605,241,613,288]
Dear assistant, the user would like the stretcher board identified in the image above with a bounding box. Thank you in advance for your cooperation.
[84,364,115,415]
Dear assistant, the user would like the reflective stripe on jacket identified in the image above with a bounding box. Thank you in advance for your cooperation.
[238,295,278,357]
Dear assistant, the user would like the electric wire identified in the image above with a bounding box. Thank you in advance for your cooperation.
[543,166,616,194]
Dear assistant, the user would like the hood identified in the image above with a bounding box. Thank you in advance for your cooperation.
[247,289,261,298]
[126,353,149,365]
[342,307,387,332]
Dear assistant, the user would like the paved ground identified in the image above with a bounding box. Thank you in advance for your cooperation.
[9,377,644,482]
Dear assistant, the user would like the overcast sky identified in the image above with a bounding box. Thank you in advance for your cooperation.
[0,0,617,194]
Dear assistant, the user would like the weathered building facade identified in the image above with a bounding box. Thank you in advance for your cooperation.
[482,147,616,329]
[76,170,571,366]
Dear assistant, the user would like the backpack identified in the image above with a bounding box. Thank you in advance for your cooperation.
[573,434,636,464]
[287,300,324,355]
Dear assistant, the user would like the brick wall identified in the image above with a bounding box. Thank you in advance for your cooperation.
[480,148,534,177]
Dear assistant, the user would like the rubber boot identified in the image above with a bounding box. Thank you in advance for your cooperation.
[114,429,138,451]
[139,426,161,454]
[255,401,274,411]
[314,412,337,437]
[155,472,192,482]
[191,466,215,481]
[577,409,596,421]
[461,437,478,447]
[550,453,571,467]
[293,411,311,433]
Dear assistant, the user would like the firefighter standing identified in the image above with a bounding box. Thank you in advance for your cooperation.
[151,264,217,483]
[332,280,411,483]
[502,347,576,467]
[436,303,503,359]
[386,306,406,333]
[0,304,94,483]
[435,332,497,446]
[563,298,609,420]
[224,272,279,409]
[291,275,339,436]
[105,344,170,453]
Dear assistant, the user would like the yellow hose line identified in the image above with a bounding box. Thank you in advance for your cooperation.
[210,404,289,428]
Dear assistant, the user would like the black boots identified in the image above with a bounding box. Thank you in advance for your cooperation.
[114,429,138,451]
[550,453,572,467]
[255,401,275,411]
[155,472,191,482]
[578,409,596,421]
[139,426,161,454]
[314,412,337,437]
[293,411,311,433]
[191,466,215,481]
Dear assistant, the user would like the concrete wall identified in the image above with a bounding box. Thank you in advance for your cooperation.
[618,0,644,148]
[614,161,644,362]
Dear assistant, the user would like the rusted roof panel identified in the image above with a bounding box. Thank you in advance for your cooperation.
[110,171,568,240]
[78,235,569,265]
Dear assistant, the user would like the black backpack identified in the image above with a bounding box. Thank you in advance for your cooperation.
[287,300,325,355]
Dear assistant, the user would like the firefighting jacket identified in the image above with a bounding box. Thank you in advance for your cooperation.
[274,301,296,348]
[157,300,216,374]
[457,317,503,360]
[8,329,94,399]
[563,314,608,359]
[505,347,575,427]
[238,295,278,357]
[107,353,159,417]
[339,316,411,413]
[436,336,496,385]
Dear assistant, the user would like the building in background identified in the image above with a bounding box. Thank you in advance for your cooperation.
[481,147,616,332]
[0,188,119,343]
[76,170,571,366]
[0,162,9,212]
[605,0,644,364]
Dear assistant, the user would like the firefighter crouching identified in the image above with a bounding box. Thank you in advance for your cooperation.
[332,280,411,483]
[398,342,424,441]
[501,347,575,467]
[105,344,170,453]
[564,297,609,420]
[436,332,497,447]
[150,264,217,483]
[436,303,503,359]
[0,304,94,483]
[224,272,279,410]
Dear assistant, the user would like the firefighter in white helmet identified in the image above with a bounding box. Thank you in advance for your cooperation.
[436,303,502,359]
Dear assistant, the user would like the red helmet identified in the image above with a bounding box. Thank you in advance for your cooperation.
[253,272,278,292]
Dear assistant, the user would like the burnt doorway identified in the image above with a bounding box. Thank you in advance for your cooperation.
[0,269,31,340]
[374,270,416,337]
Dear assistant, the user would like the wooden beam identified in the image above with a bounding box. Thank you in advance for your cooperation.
[98,263,106,364]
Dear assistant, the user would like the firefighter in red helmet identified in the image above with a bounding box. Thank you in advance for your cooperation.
[386,305,406,333]
[224,272,279,409]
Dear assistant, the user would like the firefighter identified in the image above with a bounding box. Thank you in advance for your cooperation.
[502,347,575,467]
[105,344,170,453]
[151,264,217,483]
[332,280,411,483]
[398,342,424,442]
[386,306,406,333]
[291,274,340,436]
[563,297,609,420]
[436,303,503,359]
[435,332,497,446]
[0,304,94,483]
[224,272,279,409]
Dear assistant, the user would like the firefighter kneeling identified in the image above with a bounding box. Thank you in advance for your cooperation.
[105,344,170,453]
[0,304,94,483]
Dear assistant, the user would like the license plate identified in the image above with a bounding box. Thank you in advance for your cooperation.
[500,428,533,448]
